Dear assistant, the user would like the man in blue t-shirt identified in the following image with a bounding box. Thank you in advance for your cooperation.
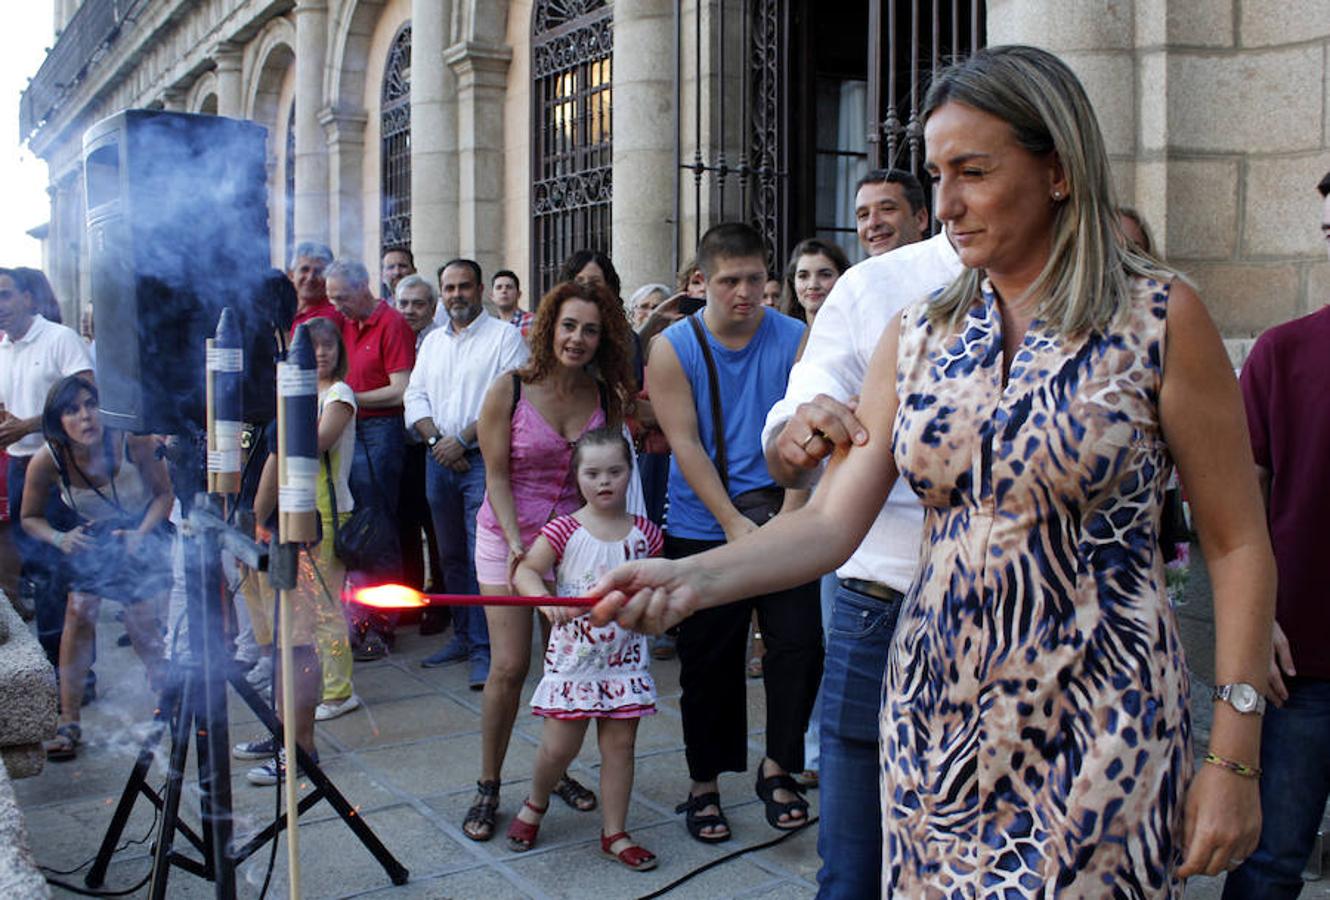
[649,223,823,844]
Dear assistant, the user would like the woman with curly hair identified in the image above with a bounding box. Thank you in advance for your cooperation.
[460,278,639,842]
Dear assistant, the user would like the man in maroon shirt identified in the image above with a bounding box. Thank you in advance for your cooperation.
[288,242,341,333]
[1224,171,1330,899]
[325,259,416,660]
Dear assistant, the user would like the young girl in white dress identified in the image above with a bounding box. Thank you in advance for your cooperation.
[508,427,661,871]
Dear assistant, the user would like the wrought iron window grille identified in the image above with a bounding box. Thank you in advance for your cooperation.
[531,0,614,296]
[381,24,412,257]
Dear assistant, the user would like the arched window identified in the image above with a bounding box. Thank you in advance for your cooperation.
[531,1,612,295]
[381,24,412,256]
[284,104,296,264]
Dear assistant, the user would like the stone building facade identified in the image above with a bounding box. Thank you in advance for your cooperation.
[19,1,1330,345]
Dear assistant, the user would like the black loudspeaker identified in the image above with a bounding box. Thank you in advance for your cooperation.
[83,110,275,435]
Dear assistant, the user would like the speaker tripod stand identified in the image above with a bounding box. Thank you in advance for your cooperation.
[83,498,408,898]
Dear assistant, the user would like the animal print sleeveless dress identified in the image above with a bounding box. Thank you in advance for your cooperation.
[885,276,1190,897]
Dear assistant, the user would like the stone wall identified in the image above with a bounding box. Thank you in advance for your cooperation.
[0,763,47,898]
[0,598,57,779]
[0,597,57,897]
[989,0,1330,339]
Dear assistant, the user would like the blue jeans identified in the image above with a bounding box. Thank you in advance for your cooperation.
[349,416,405,520]
[816,582,903,900]
[803,573,837,771]
[1223,677,1330,900]
[347,416,406,637]
[425,449,488,661]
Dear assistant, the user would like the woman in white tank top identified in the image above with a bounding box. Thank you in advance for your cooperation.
[20,375,174,761]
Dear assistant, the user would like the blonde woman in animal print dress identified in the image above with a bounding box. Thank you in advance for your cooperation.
[591,45,1276,897]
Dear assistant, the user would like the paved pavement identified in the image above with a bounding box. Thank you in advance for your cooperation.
[13,572,1330,898]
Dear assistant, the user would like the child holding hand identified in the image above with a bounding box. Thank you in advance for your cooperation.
[507,427,661,871]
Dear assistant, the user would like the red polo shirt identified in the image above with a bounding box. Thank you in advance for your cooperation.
[291,298,344,336]
[340,300,415,419]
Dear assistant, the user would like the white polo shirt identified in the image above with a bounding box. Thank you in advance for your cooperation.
[0,315,94,457]
[761,232,963,592]
[403,312,529,440]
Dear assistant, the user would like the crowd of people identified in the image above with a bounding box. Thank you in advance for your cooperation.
[1,43,1326,897]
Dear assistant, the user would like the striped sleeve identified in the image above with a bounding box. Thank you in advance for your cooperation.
[634,516,664,558]
[539,515,582,564]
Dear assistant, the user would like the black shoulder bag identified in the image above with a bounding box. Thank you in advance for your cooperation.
[687,314,784,525]
[324,439,401,574]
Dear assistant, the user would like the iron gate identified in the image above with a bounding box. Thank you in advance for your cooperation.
[675,0,985,273]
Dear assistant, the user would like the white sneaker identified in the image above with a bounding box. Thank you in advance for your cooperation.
[315,694,361,721]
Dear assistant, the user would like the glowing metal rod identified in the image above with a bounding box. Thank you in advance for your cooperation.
[350,584,597,610]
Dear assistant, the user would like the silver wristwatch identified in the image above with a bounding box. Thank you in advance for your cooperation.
[1213,682,1266,716]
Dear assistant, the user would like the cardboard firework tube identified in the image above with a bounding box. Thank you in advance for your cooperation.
[275,324,319,899]
[205,309,244,494]
[277,324,319,543]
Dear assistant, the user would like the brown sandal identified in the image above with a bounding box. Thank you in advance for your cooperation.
[552,772,597,811]
[462,779,500,841]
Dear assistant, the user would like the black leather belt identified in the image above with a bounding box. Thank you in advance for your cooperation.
[840,578,904,603]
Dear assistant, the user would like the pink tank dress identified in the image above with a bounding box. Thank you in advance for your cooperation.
[473,395,606,585]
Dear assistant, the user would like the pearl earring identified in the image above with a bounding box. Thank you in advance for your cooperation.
[1052,191,1062,200]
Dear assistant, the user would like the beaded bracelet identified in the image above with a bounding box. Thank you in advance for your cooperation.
[1203,751,1261,779]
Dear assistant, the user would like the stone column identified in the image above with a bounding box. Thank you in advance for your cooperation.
[161,86,188,112]
[46,180,74,314]
[410,0,458,280]
[319,106,368,261]
[213,42,244,119]
[444,41,512,279]
[293,0,331,245]
[611,0,676,294]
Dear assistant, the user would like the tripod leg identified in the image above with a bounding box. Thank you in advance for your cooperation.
[85,674,183,887]
[148,670,198,900]
[227,672,409,885]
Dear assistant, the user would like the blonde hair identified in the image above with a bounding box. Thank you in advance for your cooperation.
[923,45,1172,335]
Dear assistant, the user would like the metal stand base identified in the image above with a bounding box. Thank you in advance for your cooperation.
[85,658,408,896]
[83,491,408,899]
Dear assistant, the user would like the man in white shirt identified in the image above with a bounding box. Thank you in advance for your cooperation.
[0,267,94,676]
[853,168,929,258]
[406,259,528,683]
[762,232,960,898]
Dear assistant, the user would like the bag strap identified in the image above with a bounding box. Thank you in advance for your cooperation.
[63,432,132,519]
[687,313,729,494]
[510,371,522,420]
[323,450,340,543]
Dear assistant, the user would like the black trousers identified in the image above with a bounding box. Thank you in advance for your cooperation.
[667,533,823,782]
[396,442,439,591]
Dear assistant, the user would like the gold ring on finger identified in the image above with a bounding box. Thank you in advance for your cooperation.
[799,430,821,451]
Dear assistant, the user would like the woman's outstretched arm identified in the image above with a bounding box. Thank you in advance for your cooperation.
[591,314,907,632]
